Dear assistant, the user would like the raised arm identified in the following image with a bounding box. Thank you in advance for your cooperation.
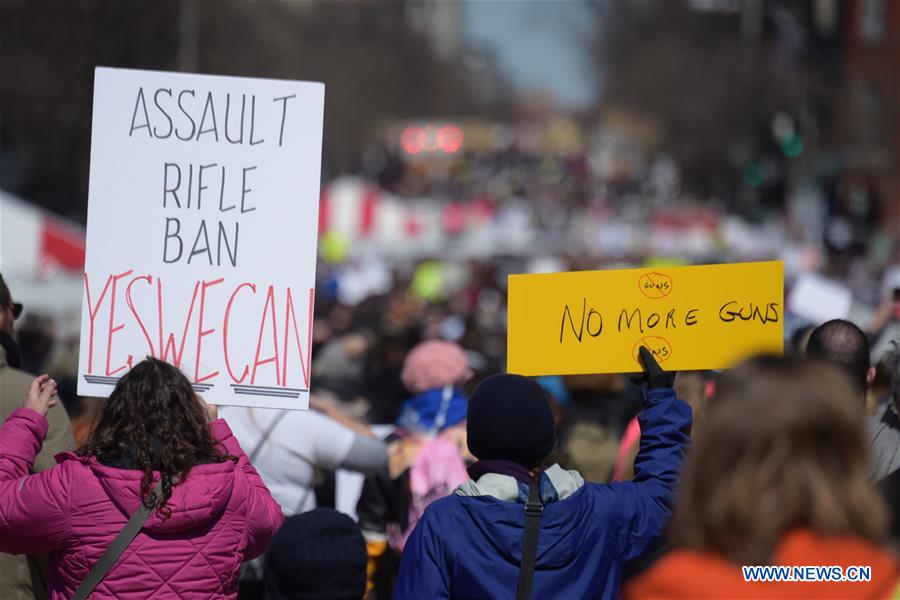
[611,347,692,560]
[0,387,72,554]
[1,375,59,480]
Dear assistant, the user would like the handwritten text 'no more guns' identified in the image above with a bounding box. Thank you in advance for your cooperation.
[82,272,314,389]
[559,271,781,363]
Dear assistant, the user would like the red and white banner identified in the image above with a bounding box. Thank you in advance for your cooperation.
[1,191,86,278]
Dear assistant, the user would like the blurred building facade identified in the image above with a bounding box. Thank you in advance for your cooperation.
[839,0,900,223]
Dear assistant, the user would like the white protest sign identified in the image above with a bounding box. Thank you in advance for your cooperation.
[78,67,323,409]
[787,273,852,325]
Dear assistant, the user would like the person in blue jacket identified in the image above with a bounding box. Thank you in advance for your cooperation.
[394,347,692,599]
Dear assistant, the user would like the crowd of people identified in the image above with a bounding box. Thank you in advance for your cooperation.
[1,251,900,599]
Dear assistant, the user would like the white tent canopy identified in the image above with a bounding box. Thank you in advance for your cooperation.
[0,190,85,329]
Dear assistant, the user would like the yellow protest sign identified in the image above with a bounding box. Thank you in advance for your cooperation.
[507,261,783,375]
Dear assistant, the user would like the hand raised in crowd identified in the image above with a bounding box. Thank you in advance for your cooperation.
[196,394,218,423]
[24,374,58,416]
[634,346,676,390]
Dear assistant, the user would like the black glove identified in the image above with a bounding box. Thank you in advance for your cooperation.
[633,346,675,390]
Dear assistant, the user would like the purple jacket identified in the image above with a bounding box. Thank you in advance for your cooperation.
[0,408,285,599]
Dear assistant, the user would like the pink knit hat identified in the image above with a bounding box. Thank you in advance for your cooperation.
[401,340,472,394]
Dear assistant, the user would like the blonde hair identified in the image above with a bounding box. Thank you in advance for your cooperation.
[669,355,887,564]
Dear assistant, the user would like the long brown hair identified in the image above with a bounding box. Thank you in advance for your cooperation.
[669,355,887,564]
[80,357,231,517]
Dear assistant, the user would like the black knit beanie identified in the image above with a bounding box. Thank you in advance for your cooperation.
[467,373,557,468]
[264,509,367,600]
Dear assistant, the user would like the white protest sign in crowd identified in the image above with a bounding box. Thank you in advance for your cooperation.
[78,67,324,409]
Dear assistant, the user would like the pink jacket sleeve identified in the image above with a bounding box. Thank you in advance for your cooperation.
[210,418,284,560]
[0,408,71,554]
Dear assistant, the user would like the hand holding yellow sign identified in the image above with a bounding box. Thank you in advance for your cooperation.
[507,261,783,375]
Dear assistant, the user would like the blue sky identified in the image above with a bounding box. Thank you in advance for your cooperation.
[461,0,598,109]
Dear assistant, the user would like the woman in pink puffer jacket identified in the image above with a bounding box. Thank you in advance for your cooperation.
[0,358,285,599]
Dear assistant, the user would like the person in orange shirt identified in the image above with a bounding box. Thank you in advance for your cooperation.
[625,355,899,599]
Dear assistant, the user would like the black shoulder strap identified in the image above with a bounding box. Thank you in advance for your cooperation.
[71,478,164,600]
[516,476,543,600]
[248,408,289,463]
